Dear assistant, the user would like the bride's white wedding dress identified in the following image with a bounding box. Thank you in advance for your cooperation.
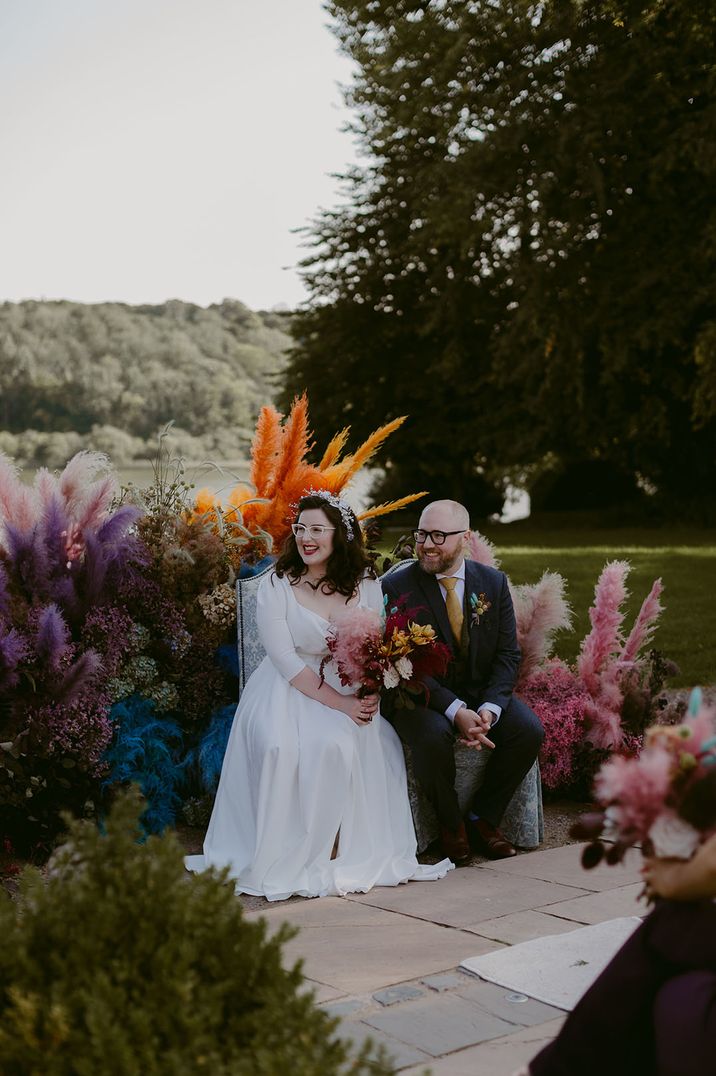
[185,570,452,900]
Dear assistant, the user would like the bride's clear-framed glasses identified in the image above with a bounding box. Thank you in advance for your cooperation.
[291,523,337,539]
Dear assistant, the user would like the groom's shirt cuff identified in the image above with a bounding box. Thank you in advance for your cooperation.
[480,702,501,726]
[445,698,466,723]
[445,700,502,725]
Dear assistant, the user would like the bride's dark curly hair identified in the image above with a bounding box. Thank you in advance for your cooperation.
[274,493,374,597]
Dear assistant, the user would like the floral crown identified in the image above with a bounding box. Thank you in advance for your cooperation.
[293,488,356,541]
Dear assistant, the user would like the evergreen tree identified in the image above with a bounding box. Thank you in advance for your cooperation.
[0,789,391,1075]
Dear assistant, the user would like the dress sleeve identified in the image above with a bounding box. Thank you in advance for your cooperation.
[360,575,385,614]
[256,573,306,682]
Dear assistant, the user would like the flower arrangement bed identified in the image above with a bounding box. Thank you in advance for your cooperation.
[0,394,686,870]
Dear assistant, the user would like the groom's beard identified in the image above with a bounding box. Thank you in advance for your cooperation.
[417,546,463,575]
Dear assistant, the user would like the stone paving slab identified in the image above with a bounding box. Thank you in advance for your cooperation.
[454,976,563,1027]
[465,908,588,944]
[248,897,502,994]
[345,863,590,927]
[322,971,562,1069]
[537,881,648,924]
[400,1016,567,1075]
[246,849,632,1069]
[361,993,519,1058]
[302,978,346,1004]
[337,1020,433,1070]
[483,842,642,891]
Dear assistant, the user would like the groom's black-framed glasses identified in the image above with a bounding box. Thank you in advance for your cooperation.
[413,529,466,546]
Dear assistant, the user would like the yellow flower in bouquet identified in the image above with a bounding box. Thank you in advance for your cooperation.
[407,622,438,647]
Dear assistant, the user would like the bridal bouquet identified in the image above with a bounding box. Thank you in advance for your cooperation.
[572,689,716,869]
[320,596,451,707]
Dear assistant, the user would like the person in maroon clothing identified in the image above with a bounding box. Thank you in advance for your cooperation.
[517,833,716,1076]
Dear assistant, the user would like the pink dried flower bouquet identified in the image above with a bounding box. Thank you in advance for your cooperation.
[572,689,716,871]
[320,598,450,705]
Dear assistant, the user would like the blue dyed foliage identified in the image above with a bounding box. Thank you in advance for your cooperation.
[104,695,184,833]
[184,704,235,793]
[214,641,240,680]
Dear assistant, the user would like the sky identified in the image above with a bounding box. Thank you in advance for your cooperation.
[0,0,357,311]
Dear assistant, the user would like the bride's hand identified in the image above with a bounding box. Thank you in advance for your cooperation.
[342,693,379,726]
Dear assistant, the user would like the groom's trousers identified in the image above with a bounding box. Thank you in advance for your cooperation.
[387,693,543,833]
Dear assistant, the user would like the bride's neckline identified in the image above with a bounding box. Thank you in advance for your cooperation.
[286,574,361,622]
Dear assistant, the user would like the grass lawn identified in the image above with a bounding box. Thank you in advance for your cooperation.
[383,524,716,689]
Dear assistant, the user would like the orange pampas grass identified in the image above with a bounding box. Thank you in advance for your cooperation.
[249,406,282,494]
[192,395,423,554]
[358,493,427,523]
[319,428,350,470]
[321,416,408,488]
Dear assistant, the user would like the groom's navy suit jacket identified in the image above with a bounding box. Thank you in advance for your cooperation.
[381,559,521,717]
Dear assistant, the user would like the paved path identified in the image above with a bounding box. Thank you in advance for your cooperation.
[245,843,645,1074]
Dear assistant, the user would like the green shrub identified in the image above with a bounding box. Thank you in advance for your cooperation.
[0,789,393,1075]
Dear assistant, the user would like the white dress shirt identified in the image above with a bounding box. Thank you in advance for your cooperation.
[436,560,501,726]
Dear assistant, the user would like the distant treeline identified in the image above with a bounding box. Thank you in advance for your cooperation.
[0,299,292,467]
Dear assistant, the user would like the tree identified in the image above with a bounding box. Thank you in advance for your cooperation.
[0,299,292,467]
[282,0,716,517]
[0,789,391,1074]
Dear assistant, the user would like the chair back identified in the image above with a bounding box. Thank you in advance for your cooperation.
[235,563,274,693]
[380,557,416,577]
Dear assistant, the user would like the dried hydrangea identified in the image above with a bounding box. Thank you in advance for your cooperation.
[198,583,236,628]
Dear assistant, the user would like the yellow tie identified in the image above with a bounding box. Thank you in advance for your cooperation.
[440,576,463,643]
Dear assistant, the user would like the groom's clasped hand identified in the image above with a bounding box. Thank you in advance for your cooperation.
[454,706,496,751]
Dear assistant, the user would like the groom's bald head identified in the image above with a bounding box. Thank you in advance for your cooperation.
[419,500,470,531]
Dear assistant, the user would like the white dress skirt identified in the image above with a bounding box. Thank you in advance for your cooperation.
[185,571,453,900]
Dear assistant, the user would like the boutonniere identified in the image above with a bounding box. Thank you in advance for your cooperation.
[470,591,492,627]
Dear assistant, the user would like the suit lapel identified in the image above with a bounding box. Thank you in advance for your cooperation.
[465,560,482,666]
[412,565,455,651]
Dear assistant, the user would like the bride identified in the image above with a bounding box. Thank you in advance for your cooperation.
[185,490,452,900]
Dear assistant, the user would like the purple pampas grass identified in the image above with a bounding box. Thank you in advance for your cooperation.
[57,648,103,705]
[96,504,142,546]
[79,532,109,609]
[0,625,28,690]
[0,562,10,620]
[34,604,71,670]
[40,492,72,570]
[3,523,51,597]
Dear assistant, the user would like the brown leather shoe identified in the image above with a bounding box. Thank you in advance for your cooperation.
[439,822,470,865]
[467,817,516,859]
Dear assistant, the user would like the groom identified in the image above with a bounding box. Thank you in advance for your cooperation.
[381,499,544,864]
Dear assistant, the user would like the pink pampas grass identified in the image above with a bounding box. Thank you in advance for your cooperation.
[577,559,630,695]
[58,451,115,519]
[620,578,664,665]
[512,571,572,689]
[466,530,500,569]
[0,453,35,535]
